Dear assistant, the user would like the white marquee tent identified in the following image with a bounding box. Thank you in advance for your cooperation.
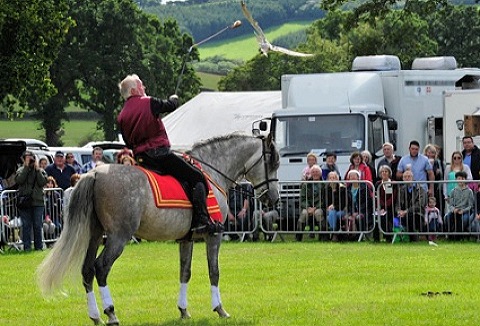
[163,91,281,150]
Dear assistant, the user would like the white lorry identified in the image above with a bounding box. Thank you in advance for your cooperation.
[253,55,480,211]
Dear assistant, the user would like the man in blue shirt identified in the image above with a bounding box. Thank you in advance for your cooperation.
[396,140,434,196]
[81,147,104,173]
[45,151,76,190]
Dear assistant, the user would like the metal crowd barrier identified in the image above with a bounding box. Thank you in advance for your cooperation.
[256,180,376,242]
[3,179,480,249]
[0,188,64,252]
[1,190,22,251]
[222,184,258,242]
[254,179,480,243]
[376,180,480,243]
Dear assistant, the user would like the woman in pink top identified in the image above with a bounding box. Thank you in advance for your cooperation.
[302,153,318,180]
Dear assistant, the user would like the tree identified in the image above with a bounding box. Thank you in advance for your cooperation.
[39,0,199,144]
[343,11,437,68]
[320,0,449,27]
[429,5,480,68]
[218,43,348,91]
[0,0,72,111]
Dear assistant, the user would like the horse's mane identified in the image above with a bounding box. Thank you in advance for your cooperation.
[190,132,252,151]
[190,132,279,170]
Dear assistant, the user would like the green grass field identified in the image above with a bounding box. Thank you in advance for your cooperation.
[0,120,100,146]
[1,241,479,325]
[199,21,313,61]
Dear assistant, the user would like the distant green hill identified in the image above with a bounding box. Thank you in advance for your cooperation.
[198,21,314,61]
[142,0,323,43]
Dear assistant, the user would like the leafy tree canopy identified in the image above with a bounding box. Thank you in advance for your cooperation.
[320,0,449,26]
[36,0,200,144]
[0,0,73,111]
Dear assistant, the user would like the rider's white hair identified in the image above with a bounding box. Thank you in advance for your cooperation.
[118,74,140,100]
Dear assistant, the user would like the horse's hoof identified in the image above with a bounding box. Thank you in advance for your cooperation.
[104,306,120,325]
[213,305,230,318]
[178,306,191,319]
[90,317,104,325]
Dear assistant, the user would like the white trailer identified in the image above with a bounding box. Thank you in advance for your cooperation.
[442,89,480,158]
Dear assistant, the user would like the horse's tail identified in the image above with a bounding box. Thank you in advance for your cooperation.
[37,172,98,295]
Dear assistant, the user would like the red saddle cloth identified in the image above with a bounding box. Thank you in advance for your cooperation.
[136,166,222,222]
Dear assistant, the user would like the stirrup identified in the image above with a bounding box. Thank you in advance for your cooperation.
[191,224,208,233]
[191,221,224,235]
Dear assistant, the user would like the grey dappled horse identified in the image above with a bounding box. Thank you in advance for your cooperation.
[37,134,279,325]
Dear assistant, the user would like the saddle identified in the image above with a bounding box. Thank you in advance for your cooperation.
[135,154,199,197]
[134,161,223,223]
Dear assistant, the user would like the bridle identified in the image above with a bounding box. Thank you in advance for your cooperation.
[173,137,278,199]
[243,137,278,198]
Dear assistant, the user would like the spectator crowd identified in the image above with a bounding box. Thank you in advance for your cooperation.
[3,136,480,249]
[291,137,480,244]
[1,146,136,251]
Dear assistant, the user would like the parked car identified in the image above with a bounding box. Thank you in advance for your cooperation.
[50,141,128,166]
[48,146,93,166]
[83,141,127,163]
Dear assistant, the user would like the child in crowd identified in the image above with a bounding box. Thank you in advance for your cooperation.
[424,196,442,245]
[302,153,318,180]
[43,176,62,239]
[445,171,474,237]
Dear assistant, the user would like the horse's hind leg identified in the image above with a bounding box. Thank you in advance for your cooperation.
[177,240,193,319]
[95,236,130,326]
[206,234,230,318]
[82,228,104,325]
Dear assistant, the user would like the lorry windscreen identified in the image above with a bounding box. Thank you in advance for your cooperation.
[274,114,365,157]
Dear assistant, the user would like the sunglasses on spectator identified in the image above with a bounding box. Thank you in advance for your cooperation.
[453,156,462,160]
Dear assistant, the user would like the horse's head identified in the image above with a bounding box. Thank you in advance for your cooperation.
[190,133,279,207]
[243,134,279,207]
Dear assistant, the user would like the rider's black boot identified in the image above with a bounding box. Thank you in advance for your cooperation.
[191,183,224,235]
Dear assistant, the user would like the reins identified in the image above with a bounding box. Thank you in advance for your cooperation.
[172,136,277,199]
[172,149,239,191]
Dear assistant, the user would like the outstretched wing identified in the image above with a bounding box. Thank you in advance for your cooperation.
[241,0,267,43]
[241,0,314,58]
[270,44,314,57]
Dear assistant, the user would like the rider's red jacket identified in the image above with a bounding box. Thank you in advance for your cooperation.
[118,95,178,155]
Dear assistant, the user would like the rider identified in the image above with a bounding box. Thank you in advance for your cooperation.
[117,74,223,235]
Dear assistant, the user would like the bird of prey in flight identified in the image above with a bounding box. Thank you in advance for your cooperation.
[240,0,314,57]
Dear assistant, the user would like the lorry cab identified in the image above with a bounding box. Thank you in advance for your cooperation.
[273,71,394,185]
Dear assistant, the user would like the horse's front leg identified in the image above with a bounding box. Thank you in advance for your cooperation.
[178,240,194,319]
[206,233,230,318]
